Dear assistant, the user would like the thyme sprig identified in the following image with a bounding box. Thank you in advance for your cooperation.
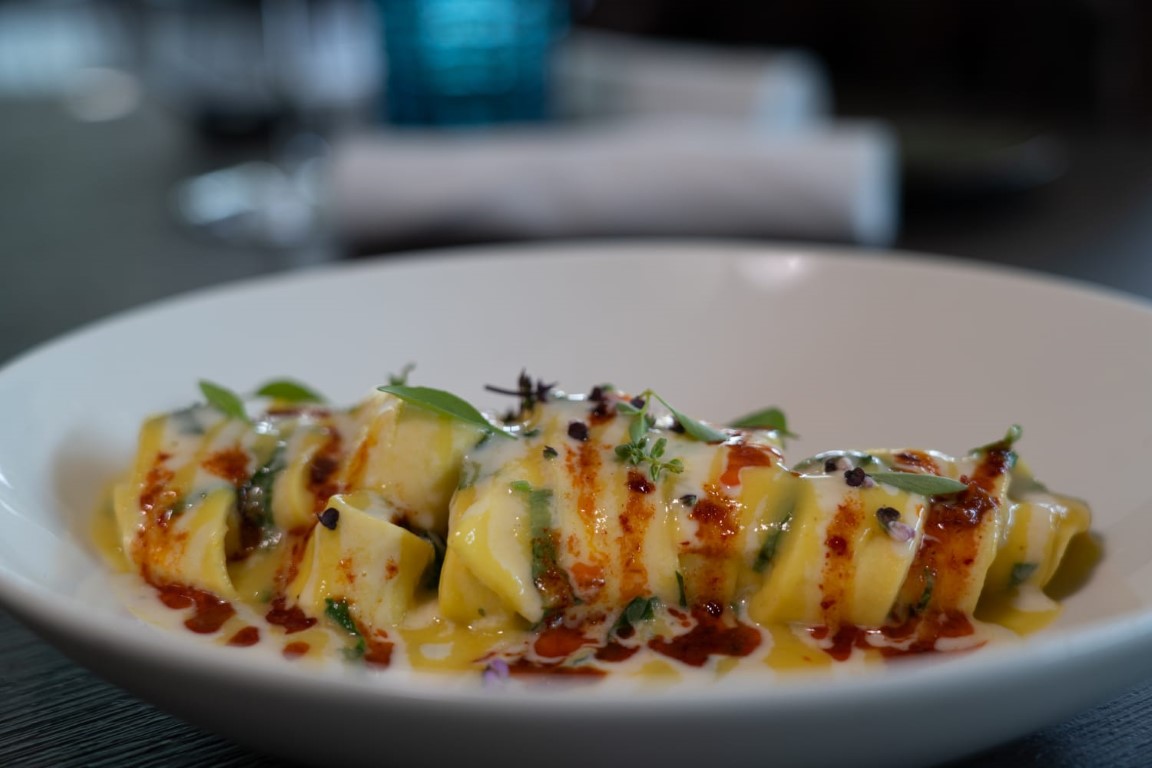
[614,435,684,481]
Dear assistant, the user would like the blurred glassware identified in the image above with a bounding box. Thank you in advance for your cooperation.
[140,0,380,257]
[375,0,568,127]
[143,0,380,140]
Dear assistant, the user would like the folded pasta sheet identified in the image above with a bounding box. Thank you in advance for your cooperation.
[104,379,1092,675]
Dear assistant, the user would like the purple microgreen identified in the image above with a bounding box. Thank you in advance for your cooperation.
[876,506,915,542]
[482,658,510,686]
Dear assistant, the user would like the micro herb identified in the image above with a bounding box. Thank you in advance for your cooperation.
[754,504,794,572]
[1010,562,1038,588]
[198,379,249,423]
[237,442,285,542]
[254,379,325,404]
[325,598,366,660]
[914,568,935,615]
[675,571,687,608]
[652,393,727,443]
[614,595,659,635]
[484,370,556,417]
[972,424,1023,455]
[875,506,915,543]
[727,406,798,445]
[388,362,416,386]
[614,436,684,481]
[510,481,564,603]
[870,471,968,497]
[542,445,558,460]
[377,384,514,439]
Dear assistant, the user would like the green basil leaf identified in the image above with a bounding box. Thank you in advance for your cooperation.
[377,384,513,438]
[653,394,727,443]
[728,407,798,439]
[870,471,968,496]
[254,379,325,404]
[198,379,249,423]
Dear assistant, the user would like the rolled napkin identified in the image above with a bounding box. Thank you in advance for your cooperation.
[554,31,832,129]
[330,118,899,250]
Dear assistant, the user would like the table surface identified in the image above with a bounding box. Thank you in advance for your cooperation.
[4,97,1152,767]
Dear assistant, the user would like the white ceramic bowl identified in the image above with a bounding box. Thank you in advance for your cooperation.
[2,242,1150,768]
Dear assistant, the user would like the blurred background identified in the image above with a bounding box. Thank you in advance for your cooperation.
[3,0,1152,364]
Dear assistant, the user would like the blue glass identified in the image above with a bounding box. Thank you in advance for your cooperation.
[377,0,567,127]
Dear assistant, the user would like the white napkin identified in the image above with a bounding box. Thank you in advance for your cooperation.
[555,31,832,129]
[331,118,898,248]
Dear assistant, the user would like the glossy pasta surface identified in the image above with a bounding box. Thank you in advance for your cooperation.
[100,379,1092,678]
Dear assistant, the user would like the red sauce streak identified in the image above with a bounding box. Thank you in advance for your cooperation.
[201,446,250,486]
[819,498,863,626]
[720,442,779,486]
[139,454,177,518]
[156,584,236,634]
[534,624,592,659]
[826,535,848,556]
[683,489,742,602]
[891,450,940,475]
[227,626,261,647]
[307,432,344,513]
[648,607,761,667]
[563,437,609,603]
[626,471,654,494]
[283,641,310,659]
[265,597,318,634]
[364,633,394,667]
[811,610,979,661]
[618,471,655,603]
[896,447,1011,616]
[595,642,639,663]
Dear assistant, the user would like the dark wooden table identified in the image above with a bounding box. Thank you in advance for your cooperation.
[3,97,1152,766]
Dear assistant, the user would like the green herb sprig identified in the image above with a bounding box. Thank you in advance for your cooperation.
[614,595,660,636]
[325,598,366,660]
[614,389,725,480]
[614,436,684,481]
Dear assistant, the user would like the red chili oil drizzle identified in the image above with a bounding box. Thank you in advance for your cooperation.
[265,597,318,634]
[364,631,394,668]
[227,626,261,647]
[594,641,639,663]
[810,610,980,661]
[647,606,761,667]
[626,470,654,495]
[308,447,343,513]
[283,641,310,659]
[156,584,236,634]
[201,446,250,486]
[534,624,592,659]
[720,442,778,486]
